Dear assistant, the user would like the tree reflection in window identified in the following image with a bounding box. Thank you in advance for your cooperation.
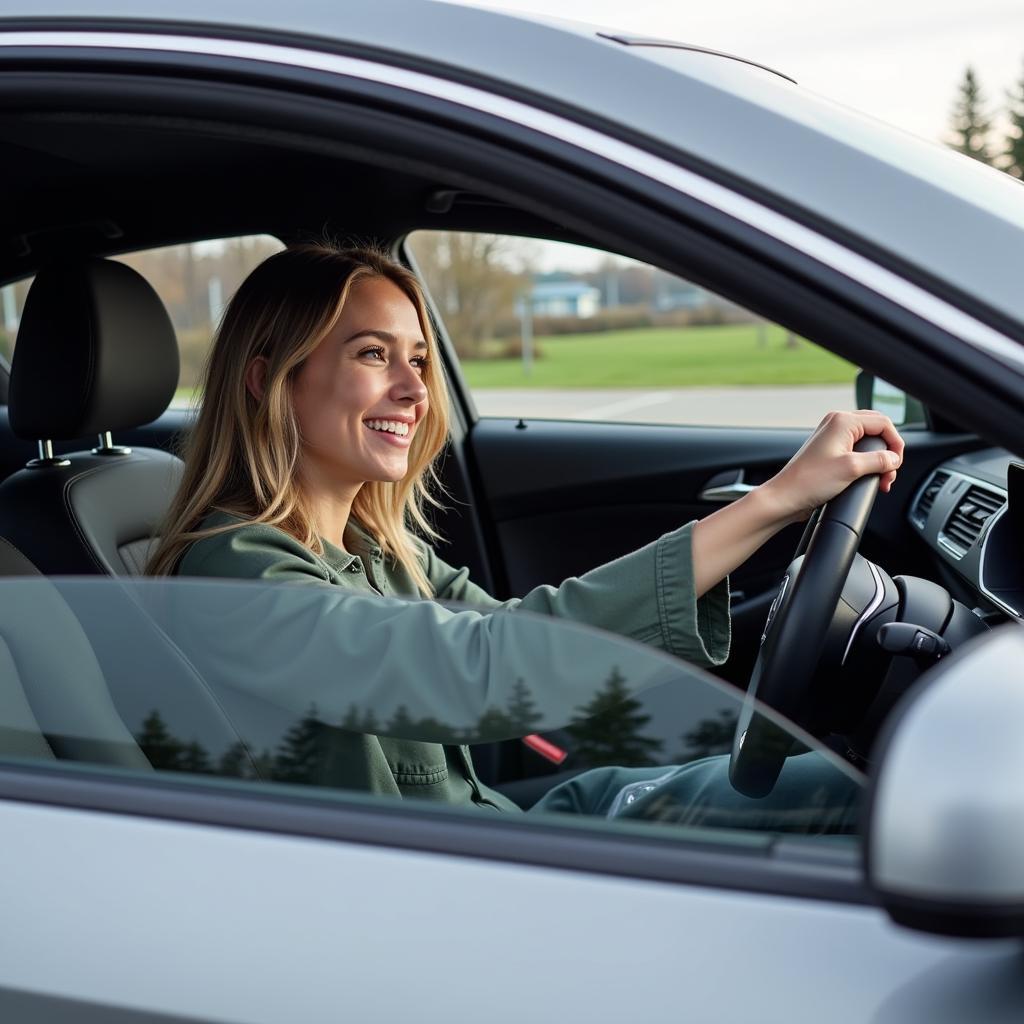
[132,668,737,788]
[565,667,663,768]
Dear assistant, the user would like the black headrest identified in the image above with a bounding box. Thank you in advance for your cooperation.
[8,259,179,440]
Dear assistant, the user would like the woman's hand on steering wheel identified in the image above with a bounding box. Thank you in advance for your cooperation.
[760,410,905,527]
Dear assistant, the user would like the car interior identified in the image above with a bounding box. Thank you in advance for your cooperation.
[0,70,1016,816]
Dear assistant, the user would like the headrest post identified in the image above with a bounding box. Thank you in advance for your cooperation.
[92,431,132,457]
[26,439,71,470]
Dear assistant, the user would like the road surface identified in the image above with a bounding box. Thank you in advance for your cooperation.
[471,385,854,427]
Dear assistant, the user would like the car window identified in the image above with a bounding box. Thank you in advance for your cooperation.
[406,231,862,428]
[0,575,863,843]
[0,234,283,404]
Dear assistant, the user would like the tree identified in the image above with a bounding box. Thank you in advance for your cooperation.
[1004,60,1024,178]
[177,740,212,774]
[406,232,527,359]
[676,709,738,762]
[948,66,994,164]
[135,710,185,771]
[217,740,253,778]
[341,703,380,736]
[135,710,214,774]
[505,678,543,735]
[472,707,514,742]
[386,704,417,737]
[566,667,663,768]
[272,705,324,785]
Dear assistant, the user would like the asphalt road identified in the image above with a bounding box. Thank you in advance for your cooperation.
[471,384,854,427]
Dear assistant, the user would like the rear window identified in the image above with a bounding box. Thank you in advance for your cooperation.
[0,234,284,405]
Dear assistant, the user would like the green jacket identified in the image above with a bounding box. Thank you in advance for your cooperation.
[176,512,730,810]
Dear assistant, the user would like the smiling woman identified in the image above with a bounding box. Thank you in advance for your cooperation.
[146,241,902,817]
[146,245,451,596]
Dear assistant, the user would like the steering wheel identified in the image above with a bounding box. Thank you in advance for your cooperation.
[729,435,887,797]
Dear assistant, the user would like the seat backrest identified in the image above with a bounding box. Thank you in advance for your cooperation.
[0,536,150,768]
[0,536,261,780]
[0,258,183,575]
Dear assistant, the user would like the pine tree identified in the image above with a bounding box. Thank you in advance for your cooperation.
[505,678,543,734]
[676,709,738,762]
[473,707,514,741]
[566,667,663,768]
[949,66,994,164]
[386,704,416,737]
[217,741,252,778]
[1004,60,1024,178]
[177,740,212,774]
[135,710,185,771]
[341,703,380,735]
[272,705,324,784]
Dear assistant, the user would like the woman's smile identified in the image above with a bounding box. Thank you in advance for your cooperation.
[364,416,415,446]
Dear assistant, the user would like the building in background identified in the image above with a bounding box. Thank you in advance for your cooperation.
[528,280,602,318]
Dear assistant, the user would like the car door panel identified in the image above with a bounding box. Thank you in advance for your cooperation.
[465,417,986,683]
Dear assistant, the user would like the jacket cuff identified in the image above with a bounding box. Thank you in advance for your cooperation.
[655,522,731,666]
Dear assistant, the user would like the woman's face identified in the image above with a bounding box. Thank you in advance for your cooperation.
[290,275,430,490]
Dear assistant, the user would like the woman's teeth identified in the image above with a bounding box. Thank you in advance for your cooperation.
[366,419,410,437]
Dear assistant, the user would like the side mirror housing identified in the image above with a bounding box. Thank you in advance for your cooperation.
[865,626,1024,937]
[854,371,927,427]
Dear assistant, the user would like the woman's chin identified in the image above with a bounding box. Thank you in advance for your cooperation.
[367,460,411,483]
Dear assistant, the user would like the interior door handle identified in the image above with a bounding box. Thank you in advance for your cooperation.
[699,469,757,503]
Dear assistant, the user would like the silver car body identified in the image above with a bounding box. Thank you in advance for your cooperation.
[0,2,1023,1020]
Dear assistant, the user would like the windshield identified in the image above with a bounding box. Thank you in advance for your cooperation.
[0,576,862,838]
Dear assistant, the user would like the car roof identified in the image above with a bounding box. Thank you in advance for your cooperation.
[4,0,1024,330]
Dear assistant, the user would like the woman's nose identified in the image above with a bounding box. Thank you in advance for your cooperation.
[390,362,428,404]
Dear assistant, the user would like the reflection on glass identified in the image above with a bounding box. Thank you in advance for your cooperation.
[566,667,663,768]
[0,577,864,838]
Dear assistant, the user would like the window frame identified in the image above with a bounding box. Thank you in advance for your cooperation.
[0,758,872,905]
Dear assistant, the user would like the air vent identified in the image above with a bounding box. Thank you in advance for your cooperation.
[912,470,949,528]
[939,485,1005,557]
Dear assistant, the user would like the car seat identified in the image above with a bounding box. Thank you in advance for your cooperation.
[0,258,183,575]
[0,534,267,779]
[0,535,150,768]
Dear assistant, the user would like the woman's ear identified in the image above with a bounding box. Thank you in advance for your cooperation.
[245,357,269,401]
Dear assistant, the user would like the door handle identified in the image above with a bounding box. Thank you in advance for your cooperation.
[699,469,757,503]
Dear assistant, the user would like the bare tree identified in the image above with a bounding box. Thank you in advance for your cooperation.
[408,231,527,359]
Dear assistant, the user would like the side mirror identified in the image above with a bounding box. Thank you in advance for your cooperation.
[854,371,927,427]
[865,626,1024,938]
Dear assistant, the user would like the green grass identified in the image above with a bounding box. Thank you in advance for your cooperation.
[462,323,857,389]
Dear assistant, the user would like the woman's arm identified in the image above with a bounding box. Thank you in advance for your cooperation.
[691,410,904,597]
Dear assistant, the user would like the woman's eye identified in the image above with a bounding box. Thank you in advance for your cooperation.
[360,346,386,362]
[411,356,430,374]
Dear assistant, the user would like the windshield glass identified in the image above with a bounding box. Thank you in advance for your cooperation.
[0,576,862,839]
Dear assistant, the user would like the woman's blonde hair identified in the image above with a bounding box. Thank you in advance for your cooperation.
[146,243,449,594]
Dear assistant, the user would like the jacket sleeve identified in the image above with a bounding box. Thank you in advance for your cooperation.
[163,566,685,748]
[424,521,730,668]
[170,521,729,746]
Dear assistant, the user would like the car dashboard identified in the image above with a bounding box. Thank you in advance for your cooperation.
[909,448,1024,622]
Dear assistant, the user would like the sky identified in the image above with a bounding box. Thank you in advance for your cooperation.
[451,0,1024,145]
